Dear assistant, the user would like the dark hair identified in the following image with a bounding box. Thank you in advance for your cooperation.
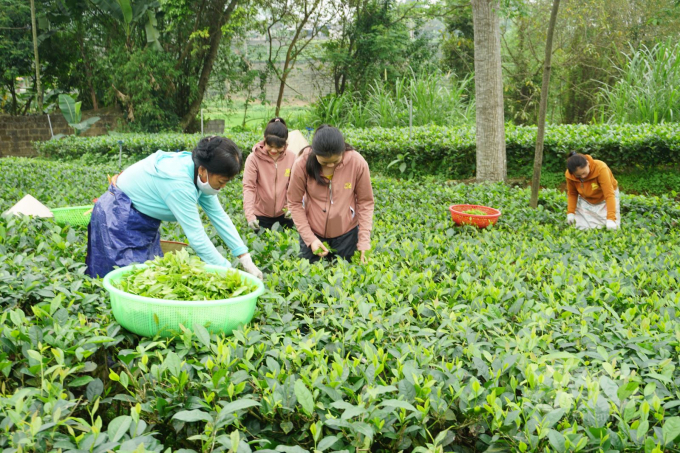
[566,151,588,174]
[192,135,243,177]
[264,117,288,149]
[305,125,353,185]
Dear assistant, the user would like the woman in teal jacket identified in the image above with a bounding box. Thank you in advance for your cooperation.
[86,136,263,279]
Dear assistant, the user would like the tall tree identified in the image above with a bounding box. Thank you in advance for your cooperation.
[263,0,329,116]
[530,0,560,208]
[177,0,240,129]
[318,0,430,97]
[471,0,506,181]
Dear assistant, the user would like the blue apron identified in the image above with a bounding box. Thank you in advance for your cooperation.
[86,185,163,278]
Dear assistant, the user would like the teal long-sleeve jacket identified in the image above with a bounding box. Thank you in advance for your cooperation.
[116,151,248,267]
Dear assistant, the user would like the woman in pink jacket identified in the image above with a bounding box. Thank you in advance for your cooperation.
[288,125,374,263]
[242,118,298,231]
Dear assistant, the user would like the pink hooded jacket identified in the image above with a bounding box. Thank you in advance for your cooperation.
[242,141,297,222]
[287,147,374,250]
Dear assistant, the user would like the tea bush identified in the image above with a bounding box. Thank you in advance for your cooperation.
[35,123,680,179]
[2,157,680,452]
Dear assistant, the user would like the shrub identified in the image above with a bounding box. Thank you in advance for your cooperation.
[36,123,680,178]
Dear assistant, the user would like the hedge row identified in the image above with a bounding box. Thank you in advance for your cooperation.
[35,123,680,178]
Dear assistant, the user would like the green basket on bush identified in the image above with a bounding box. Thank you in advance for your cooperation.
[50,205,94,226]
[102,264,265,337]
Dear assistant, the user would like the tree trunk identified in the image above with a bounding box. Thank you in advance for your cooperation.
[529,0,561,208]
[180,0,238,131]
[471,0,506,182]
[271,0,322,116]
[275,74,287,117]
[78,27,99,110]
[30,0,43,112]
[274,22,310,116]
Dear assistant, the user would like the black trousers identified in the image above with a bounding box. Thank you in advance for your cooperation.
[256,214,295,230]
[299,226,359,263]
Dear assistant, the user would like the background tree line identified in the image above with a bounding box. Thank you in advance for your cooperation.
[1,0,679,132]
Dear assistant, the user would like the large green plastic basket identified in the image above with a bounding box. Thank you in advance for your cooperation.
[102,264,265,337]
[51,205,94,226]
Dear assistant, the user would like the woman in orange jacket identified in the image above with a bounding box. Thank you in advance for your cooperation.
[565,152,620,230]
[287,125,374,263]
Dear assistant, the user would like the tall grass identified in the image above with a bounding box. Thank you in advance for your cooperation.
[305,71,474,129]
[597,41,680,124]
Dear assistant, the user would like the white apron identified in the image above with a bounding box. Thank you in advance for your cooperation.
[574,188,621,230]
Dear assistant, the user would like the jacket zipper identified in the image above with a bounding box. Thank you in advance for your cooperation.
[274,161,278,217]
[322,155,344,238]
[324,179,333,238]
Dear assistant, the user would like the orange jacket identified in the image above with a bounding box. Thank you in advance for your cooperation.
[287,148,374,250]
[565,154,619,220]
[242,141,297,222]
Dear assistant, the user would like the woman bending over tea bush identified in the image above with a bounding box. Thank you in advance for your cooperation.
[566,152,620,230]
[243,117,297,232]
[287,125,374,263]
[86,136,263,280]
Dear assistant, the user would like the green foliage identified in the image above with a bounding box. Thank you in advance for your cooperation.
[0,0,33,115]
[319,0,426,96]
[597,40,680,124]
[305,71,473,129]
[2,157,680,451]
[35,131,261,164]
[35,123,680,179]
[440,3,474,79]
[493,0,680,124]
[55,94,100,137]
[108,47,183,132]
[115,249,258,301]
[30,0,252,131]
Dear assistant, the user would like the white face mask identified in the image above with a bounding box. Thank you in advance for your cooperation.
[197,172,221,196]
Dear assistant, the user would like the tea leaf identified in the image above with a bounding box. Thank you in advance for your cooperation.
[294,380,315,416]
[86,379,104,400]
[663,417,680,446]
[548,429,566,453]
[173,410,212,423]
[108,415,132,442]
[69,376,94,387]
[381,399,417,412]
[193,324,211,347]
[317,436,339,452]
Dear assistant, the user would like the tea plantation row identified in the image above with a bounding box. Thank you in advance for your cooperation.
[35,123,680,177]
[2,157,680,452]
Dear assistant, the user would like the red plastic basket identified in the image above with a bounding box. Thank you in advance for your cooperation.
[449,204,501,228]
